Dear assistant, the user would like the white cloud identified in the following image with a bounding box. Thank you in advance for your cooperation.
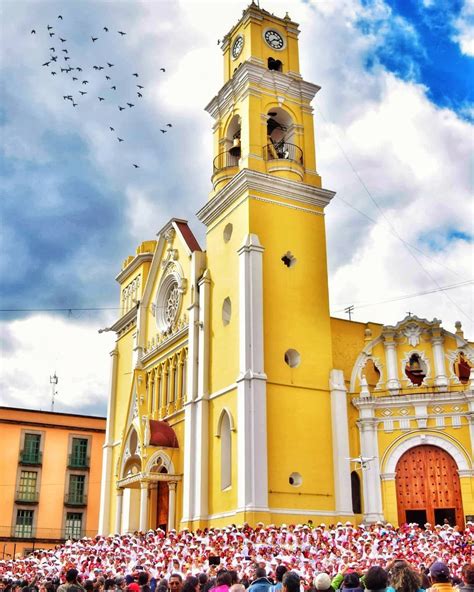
[0,315,115,414]
[452,0,474,56]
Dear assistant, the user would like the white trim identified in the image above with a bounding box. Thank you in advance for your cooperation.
[197,168,335,227]
[216,407,236,436]
[144,450,175,474]
[263,27,286,51]
[382,433,472,474]
[251,196,324,216]
[209,383,238,400]
[115,253,154,284]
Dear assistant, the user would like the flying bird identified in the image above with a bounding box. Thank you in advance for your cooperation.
[93,66,99,70]
[107,62,114,67]
[72,102,77,107]
[98,97,105,101]
[98,66,104,70]
[47,25,53,30]
[64,56,70,61]
[111,85,116,90]
[31,29,36,34]
[79,91,87,95]
[76,67,83,72]
[104,27,109,32]
[60,37,66,42]
[137,85,144,89]
[51,55,57,61]
[58,15,63,19]
[132,73,139,77]
[160,67,166,72]
[51,71,57,75]
[49,47,55,51]
[137,92,142,98]
[160,129,167,133]
[118,31,126,36]
[109,126,115,131]
[105,75,111,80]
[49,32,55,37]
[82,80,89,84]
[91,36,98,42]
[117,137,124,142]
[127,103,134,108]
[166,123,172,127]
[72,77,78,81]
[132,164,139,168]
[118,106,125,111]
[42,61,50,66]
[62,49,68,53]
[61,67,67,72]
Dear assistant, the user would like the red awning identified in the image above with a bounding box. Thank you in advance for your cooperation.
[149,419,179,448]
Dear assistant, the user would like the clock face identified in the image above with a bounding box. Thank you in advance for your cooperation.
[232,35,244,59]
[264,29,284,50]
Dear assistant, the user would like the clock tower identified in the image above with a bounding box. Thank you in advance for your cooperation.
[192,2,345,526]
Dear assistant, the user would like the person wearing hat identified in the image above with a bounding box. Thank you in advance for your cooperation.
[429,562,453,592]
[314,573,333,592]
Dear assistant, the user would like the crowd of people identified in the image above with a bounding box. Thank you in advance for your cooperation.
[0,521,472,592]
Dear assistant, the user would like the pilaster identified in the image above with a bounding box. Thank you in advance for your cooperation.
[237,234,268,512]
[383,330,400,394]
[358,412,384,523]
[432,330,448,389]
[114,489,123,534]
[329,369,353,515]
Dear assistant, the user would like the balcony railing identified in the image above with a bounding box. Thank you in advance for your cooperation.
[64,529,84,540]
[68,454,90,469]
[64,493,87,507]
[14,526,34,539]
[19,450,42,466]
[15,490,39,504]
[213,149,240,174]
[264,141,303,165]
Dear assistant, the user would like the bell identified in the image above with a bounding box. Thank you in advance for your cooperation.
[229,138,241,157]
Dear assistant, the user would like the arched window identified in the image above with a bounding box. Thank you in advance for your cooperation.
[268,57,282,71]
[220,412,232,490]
[351,471,362,514]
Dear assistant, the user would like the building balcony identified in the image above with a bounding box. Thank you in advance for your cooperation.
[19,450,42,466]
[212,149,240,190]
[64,493,87,507]
[264,142,304,181]
[67,454,90,469]
[15,490,39,504]
[13,526,34,539]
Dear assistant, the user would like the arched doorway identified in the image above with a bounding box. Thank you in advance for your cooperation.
[149,463,169,531]
[396,445,464,528]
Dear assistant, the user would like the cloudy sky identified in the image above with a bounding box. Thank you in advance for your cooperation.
[1,0,473,416]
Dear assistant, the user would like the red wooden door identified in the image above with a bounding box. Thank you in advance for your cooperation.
[156,481,169,531]
[396,445,464,529]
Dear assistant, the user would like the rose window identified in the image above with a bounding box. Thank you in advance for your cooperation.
[165,285,180,326]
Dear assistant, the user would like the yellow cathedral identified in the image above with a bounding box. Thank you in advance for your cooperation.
[98,3,474,535]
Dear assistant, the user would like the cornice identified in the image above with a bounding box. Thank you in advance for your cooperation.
[352,390,472,410]
[109,304,138,334]
[205,62,320,120]
[115,253,154,284]
[196,168,335,226]
[141,326,189,365]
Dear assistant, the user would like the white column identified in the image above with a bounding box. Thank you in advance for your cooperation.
[193,270,211,520]
[383,334,400,393]
[114,489,123,534]
[466,380,474,454]
[139,482,149,532]
[98,348,119,535]
[237,234,268,512]
[432,333,448,389]
[182,251,206,524]
[168,482,177,530]
[330,369,353,515]
[359,418,384,523]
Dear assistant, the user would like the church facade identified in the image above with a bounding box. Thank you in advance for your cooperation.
[98,3,474,535]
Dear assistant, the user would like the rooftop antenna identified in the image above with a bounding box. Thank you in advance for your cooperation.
[344,305,354,321]
[50,372,58,412]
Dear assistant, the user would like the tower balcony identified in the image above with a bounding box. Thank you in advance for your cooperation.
[212,149,240,191]
[264,142,304,181]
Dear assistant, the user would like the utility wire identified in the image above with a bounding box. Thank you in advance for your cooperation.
[316,105,472,322]
[331,279,473,313]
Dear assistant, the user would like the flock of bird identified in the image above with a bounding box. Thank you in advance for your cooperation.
[31,15,172,169]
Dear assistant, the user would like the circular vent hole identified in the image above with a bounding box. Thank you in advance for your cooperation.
[281,251,297,268]
[284,349,301,368]
[289,472,302,487]
[222,297,232,326]
[223,223,233,243]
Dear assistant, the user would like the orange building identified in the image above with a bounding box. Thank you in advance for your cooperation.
[0,407,105,558]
